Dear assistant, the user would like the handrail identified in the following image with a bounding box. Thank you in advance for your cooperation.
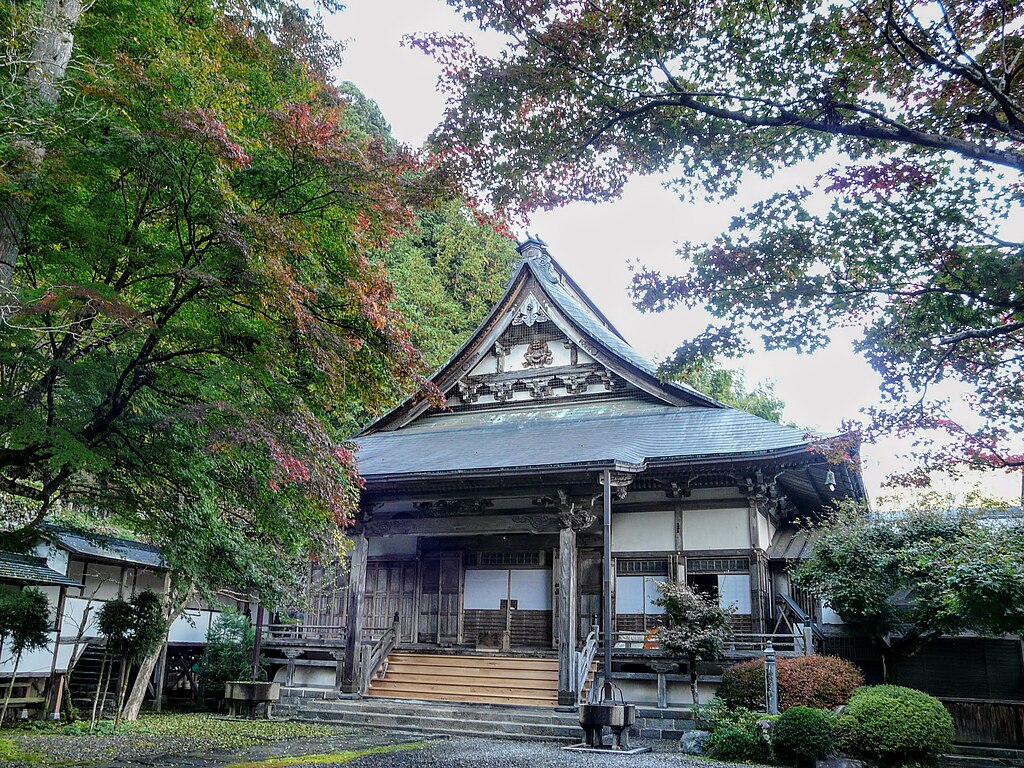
[358,613,400,696]
[575,624,600,703]
[778,593,825,641]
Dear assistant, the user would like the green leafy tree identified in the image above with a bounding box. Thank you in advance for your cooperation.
[0,0,445,657]
[382,200,519,369]
[670,358,785,423]
[0,588,51,723]
[655,581,732,707]
[416,0,1024,478]
[793,503,1024,681]
[198,610,260,707]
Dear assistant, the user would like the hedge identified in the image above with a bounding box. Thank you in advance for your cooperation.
[772,706,835,767]
[717,654,864,711]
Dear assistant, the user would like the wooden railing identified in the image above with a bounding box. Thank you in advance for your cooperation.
[575,624,600,703]
[726,632,806,655]
[358,613,400,696]
[262,623,346,643]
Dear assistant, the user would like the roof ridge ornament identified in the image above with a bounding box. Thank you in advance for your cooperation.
[516,233,558,283]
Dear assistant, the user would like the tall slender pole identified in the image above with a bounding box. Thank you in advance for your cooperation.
[602,467,613,699]
[251,603,265,681]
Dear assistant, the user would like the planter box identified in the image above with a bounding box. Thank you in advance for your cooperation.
[224,681,281,717]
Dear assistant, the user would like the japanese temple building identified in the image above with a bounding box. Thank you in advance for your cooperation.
[270,237,866,708]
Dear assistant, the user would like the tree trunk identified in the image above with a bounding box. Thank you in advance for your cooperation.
[120,647,159,722]
[878,642,900,684]
[121,601,184,722]
[689,653,700,708]
[0,653,22,724]
[0,0,84,288]
[113,660,129,730]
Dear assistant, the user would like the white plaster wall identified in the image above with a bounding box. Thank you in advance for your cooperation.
[615,679,718,706]
[821,604,845,624]
[273,666,334,688]
[132,568,166,595]
[368,536,418,557]
[169,608,218,644]
[683,508,749,550]
[756,513,771,551]
[612,511,675,552]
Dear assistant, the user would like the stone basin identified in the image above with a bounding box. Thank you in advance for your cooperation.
[224,681,281,718]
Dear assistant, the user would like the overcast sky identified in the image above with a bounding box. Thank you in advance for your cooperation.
[326,1,1021,507]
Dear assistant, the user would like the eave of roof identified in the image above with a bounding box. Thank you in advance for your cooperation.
[356,404,821,481]
[0,552,83,588]
[43,526,164,569]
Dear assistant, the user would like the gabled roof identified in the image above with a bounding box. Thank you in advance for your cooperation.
[355,238,864,504]
[361,238,721,436]
[0,551,83,588]
[44,526,164,569]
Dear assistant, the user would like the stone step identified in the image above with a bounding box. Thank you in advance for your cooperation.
[298,698,577,725]
[283,701,581,742]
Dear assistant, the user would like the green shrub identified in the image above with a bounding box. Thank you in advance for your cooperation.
[719,655,864,711]
[834,685,954,767]
[198,610,263,704]
[703,702,772,764]
[772,706,835,767]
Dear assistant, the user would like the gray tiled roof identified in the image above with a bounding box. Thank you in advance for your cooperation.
[540,267,714,404]
[0,552,82,587]
[46,527,164,569]
[357,402,814,479]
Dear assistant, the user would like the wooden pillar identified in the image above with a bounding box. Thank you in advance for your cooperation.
[153,642,169,712]
[340,531,368,693]
[557,519,579,705]
[748,498,765,633]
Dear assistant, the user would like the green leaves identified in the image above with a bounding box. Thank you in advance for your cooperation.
[0,587,51,656]
[794,503,1024,666]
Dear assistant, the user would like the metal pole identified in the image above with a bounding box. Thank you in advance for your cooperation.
[602,467,613,699]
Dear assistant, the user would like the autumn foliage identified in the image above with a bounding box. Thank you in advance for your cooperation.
[717,655,864,712]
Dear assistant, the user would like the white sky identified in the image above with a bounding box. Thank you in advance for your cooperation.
[326,1,1021,507]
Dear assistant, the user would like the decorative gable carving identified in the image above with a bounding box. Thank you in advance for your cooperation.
[512,292,549,327]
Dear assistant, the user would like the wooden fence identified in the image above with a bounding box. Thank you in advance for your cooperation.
[940,698,1024,747]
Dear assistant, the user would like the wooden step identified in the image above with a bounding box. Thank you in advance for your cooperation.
[367,651,559,708]
[387,654,557,670]
[377,671,558,690]
[368,688,557,708]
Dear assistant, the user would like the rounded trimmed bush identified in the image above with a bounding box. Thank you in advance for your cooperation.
[718,655,864,711]
[704,705,773,764]
[772,706,835,767]
[834,685,954,767]
[717,657,767,710]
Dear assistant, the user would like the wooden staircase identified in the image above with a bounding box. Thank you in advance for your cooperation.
[367,652,559,707]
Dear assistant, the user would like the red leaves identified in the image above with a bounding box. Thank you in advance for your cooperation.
[821,161,937,200]
[173,108,251,169]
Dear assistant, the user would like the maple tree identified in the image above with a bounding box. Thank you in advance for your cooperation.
[0,0,446,595]
[420,0,1024,480]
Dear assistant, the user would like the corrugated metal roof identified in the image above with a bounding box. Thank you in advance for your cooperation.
[46,527,164,569]
[0,552,82,587]
[357,403,815,479]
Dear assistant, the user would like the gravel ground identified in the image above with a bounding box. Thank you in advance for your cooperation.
[356,737,755,768]
[0,729,764,768]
